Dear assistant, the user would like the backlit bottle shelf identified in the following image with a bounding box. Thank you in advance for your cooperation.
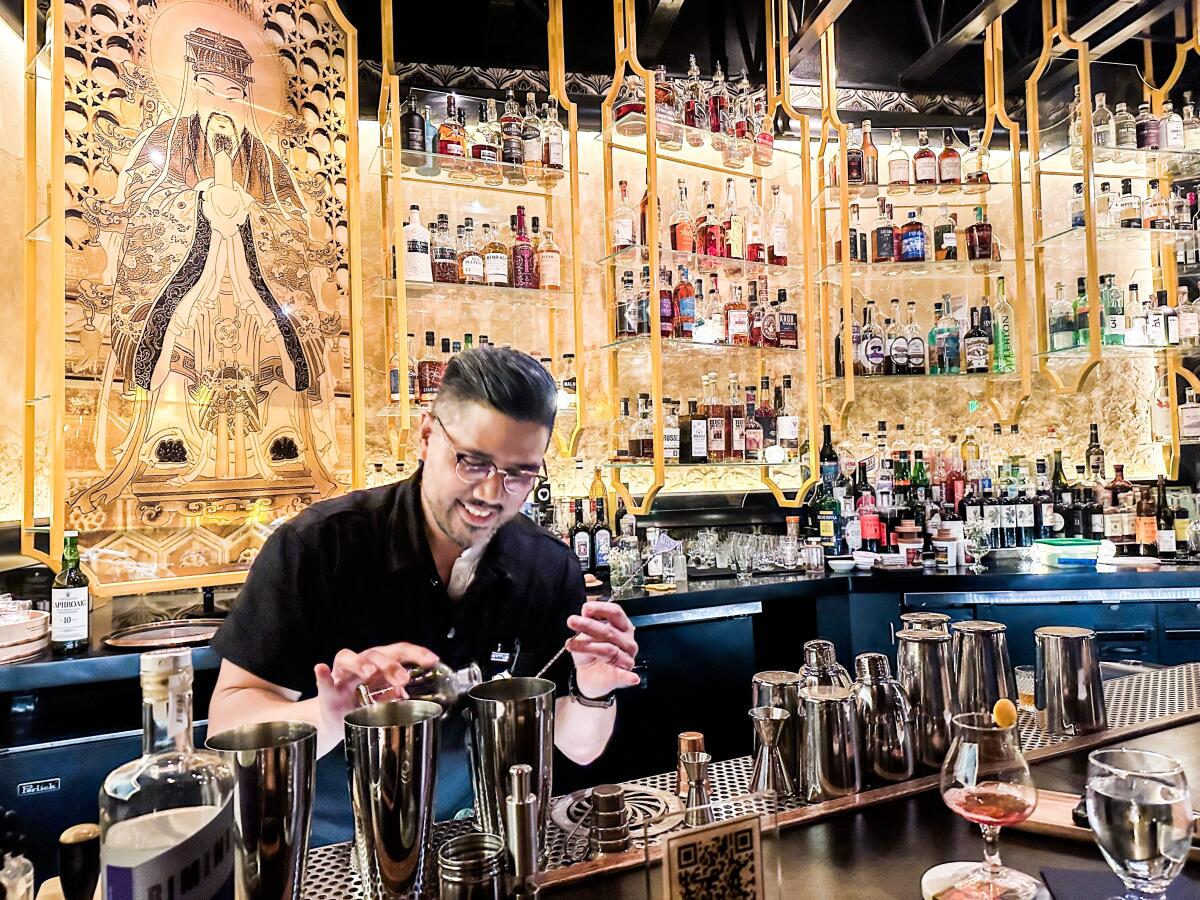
[597,244,804,286]
[377,279,572,310]
[1037,344,1200,362]
[598,114,805,180]
[1036,224,1198,252]
[1035,142,1200,180]
[817,256,1010,284]
[813,179,1007,210]
[598,334,802,355]
[369,147,580,197]
[604,458,807,470]
[819,370,1018,386]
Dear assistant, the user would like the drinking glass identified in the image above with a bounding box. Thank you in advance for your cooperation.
[939,712,1042,898]
[732,534,755,582]
[1086,748,1195,899]
[964,518,991,574]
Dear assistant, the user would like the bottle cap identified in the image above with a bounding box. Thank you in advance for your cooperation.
[141,647,192,677]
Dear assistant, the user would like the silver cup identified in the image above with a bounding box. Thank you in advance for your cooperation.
[951,619,1018,714]
[1035,625,1108,735]
[896,628,955,770]
[344,700,442,899]
[206,721,316,900]
[468,677,555,858]
[799,685,860,802]
[899,611,951,633]
[852,653,915,787]
[437,832,506,900]
[751,670,803,786]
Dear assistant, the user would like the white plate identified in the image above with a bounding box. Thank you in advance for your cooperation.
[921,862,1049,899]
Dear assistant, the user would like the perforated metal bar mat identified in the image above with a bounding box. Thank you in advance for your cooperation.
[302,663,1200,898]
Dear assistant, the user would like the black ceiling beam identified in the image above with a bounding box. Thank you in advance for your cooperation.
[900,0,1020,84]
[788,0,855,74]
[1090,0,1190,56]
[637,0,685,63]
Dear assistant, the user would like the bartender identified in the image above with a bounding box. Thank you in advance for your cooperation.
[208,347,639,843]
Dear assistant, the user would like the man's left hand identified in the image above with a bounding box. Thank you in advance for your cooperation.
[566,600,640,699]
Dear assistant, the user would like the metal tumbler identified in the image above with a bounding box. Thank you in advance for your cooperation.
[206,720,317,900]
[344,700,442,899]
[899,611,951,633]
[751,670,803,786]
[1035,625,1108,735]
[438,832,506,900]
[799,685,861,802]
[468,677,555,858]
[951,619,1018,714]
[895,627,955,770]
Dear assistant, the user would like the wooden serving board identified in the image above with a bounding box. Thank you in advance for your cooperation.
[1010,789,1200,863]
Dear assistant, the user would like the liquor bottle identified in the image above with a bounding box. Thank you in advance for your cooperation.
[615,270,639,338]
[912,127,937,191]
[777,375,801,459]
[990,276,1015,372]
[705,373,726,462]
[724,69,752,168]
[1092,92,1116,160]
[1153,476,1177,559]
[1160,290,1180,346]
[861,118,879,184]
[1174,487,1192,550]
[855,462,882,553]
[542,103,564,179]
[963,307,989,373]
[701,200,724,257]
[417,331,441,404]
[724,284,750,345]
[400,95,426,156]
[403,205,432,283]
[669,180,695,252]
[1069,181,1086,228]
[767,184,788,265]
[859,300,885,376]
[1034,458,1054,539]
[1182,387,1200,443]
[936,301,961,373]
[885,298,909,375]
[887,128,910,192]
[1071,276,1092,347]
[674,265,696,339]
[536,226,562,291]
[819,423,839,482]
[612,180,636,251]
[482,222,509,287]
[965,206,993,261]
[962,128,990,190]
[610,397,633,460]
[931,203,956,262]
[681,397,704,463]
[470,100,503,185]
[430,215,457,284]
[757,377,778,450]
[900,210,926,262]
[570,500,594,572]
[680,54,706,143]
[927,301,943,374]
[708,61,729,148]
[938,129,961,186]
[588,496,613,577]
[839,202,860,263]
[100,648,235,897]
[741,386,762,461]
[724,375,745,461]
[658,265,675,338]
[1112,101,1137,161]
[1047,281,1074,351]
[721,178,744,259]
[437,94,468,173]
[1142,179,1170,229]
[846,124,865,185]
[904,301,926,374]
[1084,423,1105,480]
[747,280,763,346]
[745,179,765,262]
[1135,488,1158,557]
[1162,101,1185,149]
[1135,101,1161,150]
[499,89,526,183]
[515,92,542,186]
[661,398,680,462]
[816,475,843,554]
[872,197,894,263]
[776,289,798,349]
[652,64,683,152]
[456,221,484,285]
[509,207,536,289]
[50,531,89,656]
[1112,178,1142,228]
[1095,180,1115,224]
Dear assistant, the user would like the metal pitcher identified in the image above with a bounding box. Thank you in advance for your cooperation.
[1035,625,1108,736]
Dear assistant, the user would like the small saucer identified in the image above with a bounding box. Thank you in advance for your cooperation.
[921,862,1049,899]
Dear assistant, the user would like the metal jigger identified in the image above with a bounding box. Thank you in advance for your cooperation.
[680,751,715,827]
[747,706,794,800]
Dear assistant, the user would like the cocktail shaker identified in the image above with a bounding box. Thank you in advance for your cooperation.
[800,639,853,691]
[899,611,951,633]
[851,653,915,787]
[1035,625,1107,735]
[951,620,1017,714]
[747,706,795,799]
[895,627,955,770]
[799,685,860,802]
[751,671,803,785]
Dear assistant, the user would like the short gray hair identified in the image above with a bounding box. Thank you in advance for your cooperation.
[434,346,558,431]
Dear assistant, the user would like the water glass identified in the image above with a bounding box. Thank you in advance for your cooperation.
[1086,748,1195,899]
[779,536,800,569]
[732,535,755,581]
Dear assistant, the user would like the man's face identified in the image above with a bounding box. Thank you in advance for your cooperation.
[418,401,548,550]
[195,72,246,132]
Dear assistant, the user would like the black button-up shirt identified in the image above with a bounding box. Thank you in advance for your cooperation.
[211,472,584,842]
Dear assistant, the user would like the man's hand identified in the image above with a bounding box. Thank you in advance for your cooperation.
[566,601,640,699]
[313,642,440,736]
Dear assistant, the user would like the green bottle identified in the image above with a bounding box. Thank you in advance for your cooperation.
[991,275,1016,373]
[815,478,843,554]
[51,530,90,656]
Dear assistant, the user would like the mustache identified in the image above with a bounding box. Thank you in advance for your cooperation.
[209,131,235,156]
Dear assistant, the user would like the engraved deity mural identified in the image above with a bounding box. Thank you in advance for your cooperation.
[62,0,355,584]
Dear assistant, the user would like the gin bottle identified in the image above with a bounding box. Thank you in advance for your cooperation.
[991,275,1015,372]
[100,649,235,899]
[1092,92,1115,161]
[1113,101,1136,160]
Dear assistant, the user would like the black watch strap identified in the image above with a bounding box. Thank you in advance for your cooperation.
[569,670,616,708]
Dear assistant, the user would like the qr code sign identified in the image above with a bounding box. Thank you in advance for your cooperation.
[662,812,764,900]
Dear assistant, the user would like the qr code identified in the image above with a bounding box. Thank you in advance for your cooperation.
[663,813,763,900]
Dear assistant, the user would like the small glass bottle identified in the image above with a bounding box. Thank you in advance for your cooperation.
[1070,182,1086,228]
[1184,92,1200,151]
[1136,101,1161,150]
[752,93,774,166]
[653,64,683,152]
[887,128,910,192]
[1161,100,1185,150]
[938,129,961,187]
[745,179,765,262]
[708,61,729,150]
[962,128,990,191]
[767,184,789,265]
[965,206,993,261]
[614,74,646,136]
[679,54,707,146]
[541,103,564,182]
[900,210,926,262]
[521,92,543,184]
[1113,178,1143,228]
[1113,101,1137,161]
[1048,281,1075,351]
[538,226,562,291]
[912,127,937,192]
[1143,178,1171,229]
[862,118,879,185]
[612,179,637,251]
[1092,92,1115,161]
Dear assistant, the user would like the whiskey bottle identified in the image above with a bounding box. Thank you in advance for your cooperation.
[500,89,526,183]
[51,531,89,656]
[721,178,744,259]
[701,201,723,257]
[900,210,926,262]
[511,206,536,289]
[777,289,798,348]
[1136,488,1158,557]
[669,179,695,252]
[723,69,751,168]
[708,62,729,149]
[726,375,746,461]
[965,206,993,261]
[673,265,695,339]
[458,220,484,284]
[541,103,564,181]
[937,129,961,186]
[436,94,468,172]
[743,386,764,461]
[432,215,457,284]
[538,227,562,291]
[471,101,503,185]
[912,127,937,191]
[417,331,441,404]
[1156,476,1177,559]
[887,128,910,193]
[522,92,543,183]
[724,284,750,345]
[777,375,800,459]
[745,179,765,261]
[963,307,989,373]
[691,390,709,463]
[962,128,990,190]
[100,649,236,898]
[680,54,706,144]
[400,95,426,155]
[388,334,401,403]
[767,184,789,265]
[760,294,779,347]
[706,373,727,462]
[406,333,418,402]
[679,398,700,463]
[571,500,594,572]
[658,265,675,338]
[1048,281,1075,351]
[752,94,774,166]
[1092,92,1116,161]
[654,64,683,152]
[757,377,778,449]
[932,203,956,261]
[403,204,432,283]
[483,222,510,287]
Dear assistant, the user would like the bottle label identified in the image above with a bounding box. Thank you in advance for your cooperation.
[51,586,89,641]
[860,336,884,368]
[730,418,746,451]
[771,224,788,257]
[901,228,925,261]
[389,367,400,400]
[462,255,484,278]
[484,252,509,283]
[1182,312,1199,340]
[940,157,961,182]
[1018,503,1035,527]
[746,222,763,249]
[887,337,909,368]
[501,123,524,164]
[404,240,431,280]
[1158,529,1178,553]
[777,415,800,441]
[907,337,926,368]
[984,504,1001,529]
[818,510,838,548]
[691,420,708,458]
[1104,512,1124,538]
[726,309,750,339]
[573,532,592,568]
[859,511,881,540]
[874,227,893,261]
[1136,515,1158,545]
[1042,502,1055,528]
[594,530,612,565]
[1176,518,1190,543]
[1002,504,1018,528]
[726,217,745,258]
[539,252,561,289]
[614,220,635,246]
[778,313,799,348]
[1167,315,1181,345]
[914,156,936,182]
[964,336,989,371]
[546,139,563,167]
[664,426,680,459]
[472,143,499,164]
[708,418,725,447]
[103,801,235,900]
[438,139,464,159]
[523,135,541,163]
[888,159,909,184]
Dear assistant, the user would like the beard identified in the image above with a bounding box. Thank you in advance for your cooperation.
[205,113,237,157]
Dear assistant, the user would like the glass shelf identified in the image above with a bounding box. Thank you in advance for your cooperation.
[25,214,51,243]
[598,334,802,355]
[1037,344,1200,361]
[597,244,804,286]
[1036,143,1200,180]
[1036,224,1198,252]
[817,256,1010,283]
[25,41,51,81]
[369,147,579,198]
[378,279,571,310]
[605,458,807,470]
[598,114,804,180]
[819,371,1019,386]
[814,180,1006,210]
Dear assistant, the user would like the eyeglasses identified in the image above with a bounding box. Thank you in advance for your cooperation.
[432,415,542,495]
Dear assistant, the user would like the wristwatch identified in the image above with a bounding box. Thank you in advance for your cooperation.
[569,671,616,709]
